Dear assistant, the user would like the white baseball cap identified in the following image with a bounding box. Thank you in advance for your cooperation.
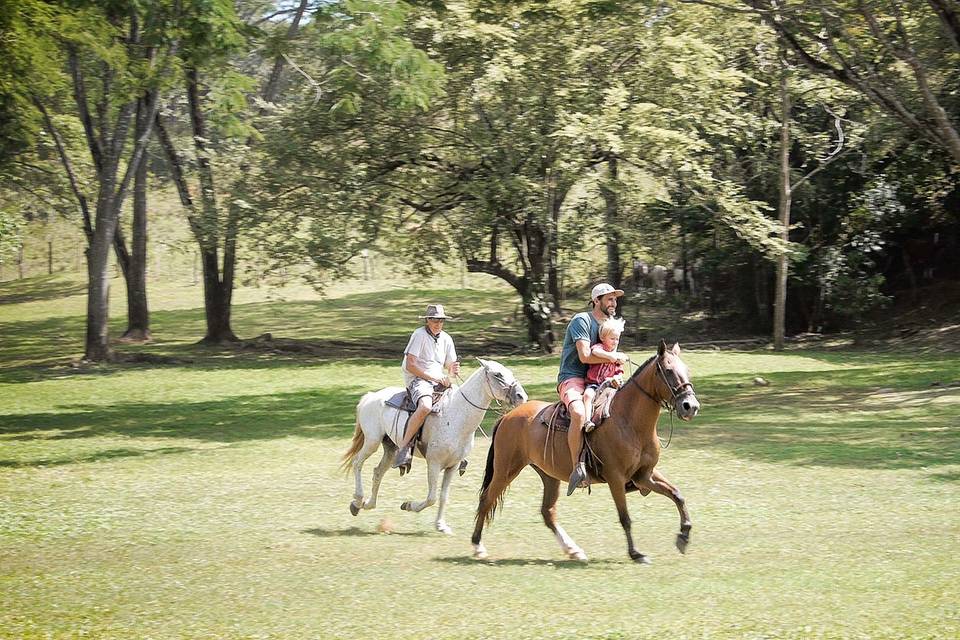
[591,283,625,300]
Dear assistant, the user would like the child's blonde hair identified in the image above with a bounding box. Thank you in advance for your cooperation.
[599,317,625,340]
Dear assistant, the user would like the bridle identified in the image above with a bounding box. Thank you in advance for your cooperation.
[625,353,696,447]
[457,364,521,420]
[627,355,694,408]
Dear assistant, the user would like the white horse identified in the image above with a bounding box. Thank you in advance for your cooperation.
[341,358,527,534]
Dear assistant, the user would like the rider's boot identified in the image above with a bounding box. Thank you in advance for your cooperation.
[393,443,413,475]
[566,462,588,496]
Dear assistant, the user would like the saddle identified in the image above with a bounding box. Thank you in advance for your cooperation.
[385,387,447,414]
[535,385,617,433]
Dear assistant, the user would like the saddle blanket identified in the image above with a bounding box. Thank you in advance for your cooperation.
[382,387,450,446]
[384,388,447,414]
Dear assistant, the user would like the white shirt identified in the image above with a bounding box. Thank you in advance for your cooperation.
[402,326,457,385]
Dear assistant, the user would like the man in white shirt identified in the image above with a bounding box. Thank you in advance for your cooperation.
[393,304,461,472]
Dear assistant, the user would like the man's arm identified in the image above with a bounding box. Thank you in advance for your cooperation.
[404,353,449,386]
[576,339,621,365]
[590,343,629,364]
[444,340,461,376]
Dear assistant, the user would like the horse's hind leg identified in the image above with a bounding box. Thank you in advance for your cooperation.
[532,466,586,561]
[635,468,692,554]
[433,466,457,535]
[349,435,382,516]
[363,440,397,511]
[471,453,527,560]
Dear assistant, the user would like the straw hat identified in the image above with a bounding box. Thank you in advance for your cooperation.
[419,304,453,319]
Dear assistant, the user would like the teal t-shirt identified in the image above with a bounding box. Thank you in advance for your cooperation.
[557,311,601,383]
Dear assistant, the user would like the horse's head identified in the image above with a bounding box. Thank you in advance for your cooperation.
[654,340,700,421]
[477,358,528,406]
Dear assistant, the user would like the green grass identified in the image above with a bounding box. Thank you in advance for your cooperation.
[1,273,959,639]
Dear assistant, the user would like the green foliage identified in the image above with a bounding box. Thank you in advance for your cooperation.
[0,204,23,264]
[0,0,65,162]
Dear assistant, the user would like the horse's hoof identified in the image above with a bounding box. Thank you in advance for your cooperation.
[400,501,410,511]
[569,550,588,562]
[436,524,453,535]
[349,502,360,516]
[676,533,690,554]
[630,551,652,564]
[473,545,488,560]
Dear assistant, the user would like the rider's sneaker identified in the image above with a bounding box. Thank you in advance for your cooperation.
[566,462,588,496]
[583,419,596,433]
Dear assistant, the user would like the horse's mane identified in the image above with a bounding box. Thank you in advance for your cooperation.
[625,354,658,384]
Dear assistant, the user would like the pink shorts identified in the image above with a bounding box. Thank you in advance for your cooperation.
[557,377,587,409]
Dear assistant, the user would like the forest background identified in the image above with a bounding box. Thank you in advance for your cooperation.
[1,0,957,357]
[3,3,960,639]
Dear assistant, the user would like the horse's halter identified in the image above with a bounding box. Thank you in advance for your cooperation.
[458,362,521,416]
[628,354,695,410]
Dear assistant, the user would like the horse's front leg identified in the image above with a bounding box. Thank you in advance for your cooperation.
[433,465,457,535]
[636,468,692,554]
[400,459,440,514]
[608,472,650,564]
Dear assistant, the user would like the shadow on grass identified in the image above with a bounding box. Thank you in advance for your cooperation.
[0,275,86,305]
[303,527,429,538]
[0,387,364,450]
[0,446,196,468]
[433,555,624,569]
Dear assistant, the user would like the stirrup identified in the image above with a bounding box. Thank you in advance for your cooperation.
[566,463,588,496]
[393,445,413,473]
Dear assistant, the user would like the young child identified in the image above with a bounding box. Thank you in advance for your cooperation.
[582,317,627,432]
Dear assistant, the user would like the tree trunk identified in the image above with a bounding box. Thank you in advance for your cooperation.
[85,193,119,361]
[466,254,554,353]
[601,158,623,315]
[122,97,151,341]
[546,171,562,313]
[773,59,792,352]
[521,284,555,352]
[199,251,237,344]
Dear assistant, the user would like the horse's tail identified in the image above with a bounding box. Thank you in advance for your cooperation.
[339,419,365,475]
[476,415,506,527]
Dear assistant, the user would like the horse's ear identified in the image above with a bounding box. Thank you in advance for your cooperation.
[657,339,667,357]
[671,342,681,356]
[476,357,489,368]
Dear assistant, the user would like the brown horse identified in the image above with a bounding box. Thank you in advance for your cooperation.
[471,340,700,563]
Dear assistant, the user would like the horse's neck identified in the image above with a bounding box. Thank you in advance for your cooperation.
[457,370,491,408]
[616,366,662,437]
[438,371,488,436]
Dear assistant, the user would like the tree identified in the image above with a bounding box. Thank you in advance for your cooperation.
[246,1,446,290]
[18,1,182,360]
[685,0,960,165]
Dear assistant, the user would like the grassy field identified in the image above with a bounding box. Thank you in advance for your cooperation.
[1,273,959,639]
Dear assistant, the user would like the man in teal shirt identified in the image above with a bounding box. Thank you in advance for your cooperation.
[557,283,629,495]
